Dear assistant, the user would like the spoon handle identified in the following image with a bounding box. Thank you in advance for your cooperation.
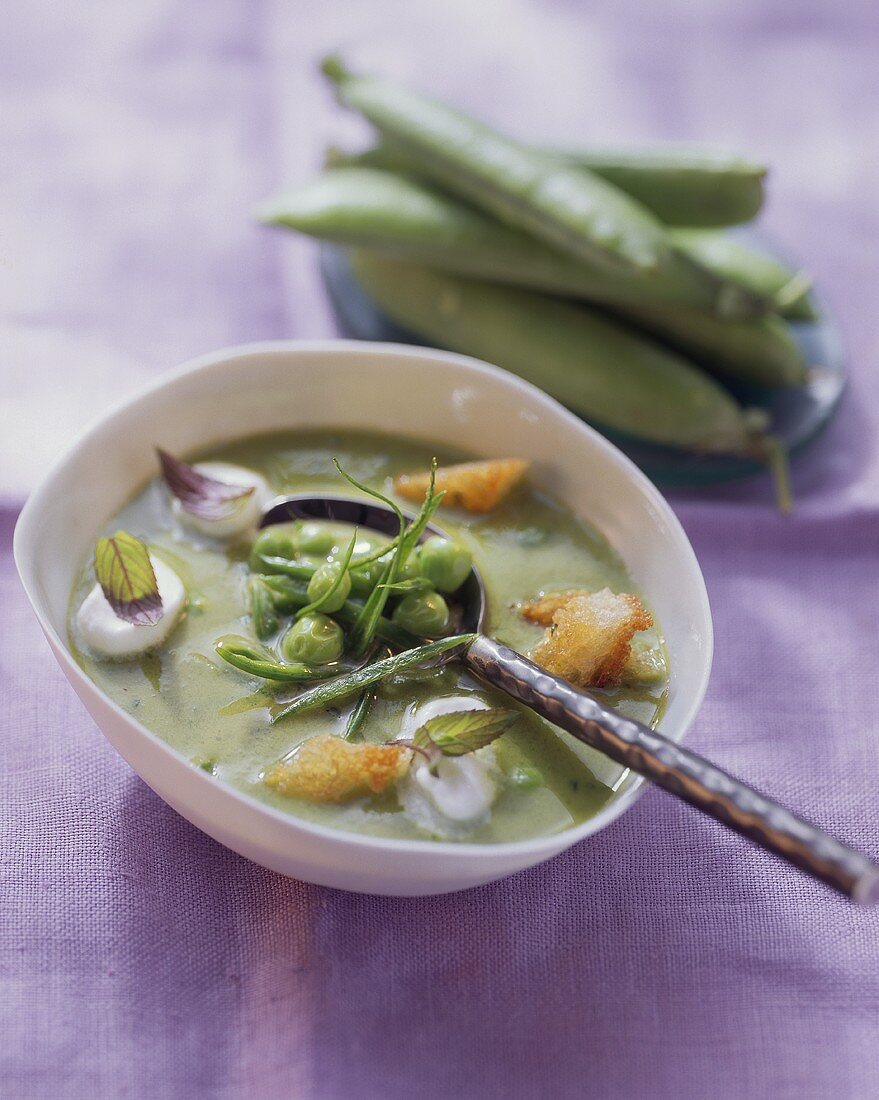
[466,635,879,903]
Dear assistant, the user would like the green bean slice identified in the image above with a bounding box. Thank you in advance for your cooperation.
[272,633,476,722]
[215,635,337,683]
[344,687,378,740]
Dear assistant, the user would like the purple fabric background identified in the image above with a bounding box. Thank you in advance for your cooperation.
[2,2,878,1097]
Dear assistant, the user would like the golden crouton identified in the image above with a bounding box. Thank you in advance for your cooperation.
[625,637,668,684]
[395,459,529,514]
[264,734,411,804]
[532,588,653,689]
[520,590,592,625]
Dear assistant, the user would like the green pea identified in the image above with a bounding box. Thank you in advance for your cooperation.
[391,590,450,636]
[262,168,800,385]
[350,550,418,596]
[248,524,299,571]
[279,613,344,665]
[306,560,352,612]
[396,550,422,582]
[296,520,344,557]
[509,765,543,790]
[617,300,806,388]
[349,556,385,595]
[417,536,472,593]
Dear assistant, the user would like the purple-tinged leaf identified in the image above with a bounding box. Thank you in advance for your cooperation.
[94,531,164,626]
[157,448,255,520]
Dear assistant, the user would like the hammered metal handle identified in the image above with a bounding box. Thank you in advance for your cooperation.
[466,635,879,903]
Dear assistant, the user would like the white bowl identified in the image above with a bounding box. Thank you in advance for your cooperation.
[14,340,713,895]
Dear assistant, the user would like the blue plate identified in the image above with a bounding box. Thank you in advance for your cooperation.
[319,243,845,486]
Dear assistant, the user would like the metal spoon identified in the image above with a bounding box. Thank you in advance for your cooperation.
[262,493,879,903]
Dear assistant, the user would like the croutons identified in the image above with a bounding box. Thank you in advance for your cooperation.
[532,587,653,689]
[520,590,592,626]
[264,734,411,803]
[395,459,529,513]
[625,636,668,684]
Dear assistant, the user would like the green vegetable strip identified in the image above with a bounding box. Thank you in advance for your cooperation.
[350,553,397,657]
[351,460,443,656]
[215,637,336,683]
[331,458,410,656]
[399,458,441,553]
[344,687,377,740]
[295,530,357,620]
[668,228,817,322]
[332,457,407,529]
[351,476,445,572]
[272,634,476,722]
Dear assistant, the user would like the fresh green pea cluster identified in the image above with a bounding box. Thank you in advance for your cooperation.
[242,521,471,670]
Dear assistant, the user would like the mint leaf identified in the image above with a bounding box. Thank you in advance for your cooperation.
[94,530,163,625]
[413,708,518,758]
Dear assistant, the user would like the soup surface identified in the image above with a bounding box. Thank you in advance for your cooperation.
[70,429,667,843]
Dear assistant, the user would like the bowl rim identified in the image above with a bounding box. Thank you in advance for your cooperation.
[14,338,714,862]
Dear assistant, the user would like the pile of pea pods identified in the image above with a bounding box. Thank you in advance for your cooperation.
[259,55,817,506]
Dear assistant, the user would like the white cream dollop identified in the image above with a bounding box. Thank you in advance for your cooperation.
[397,696,500,837]
[402,751,499,832]
[171,462,268,539]
[76,556,186,659]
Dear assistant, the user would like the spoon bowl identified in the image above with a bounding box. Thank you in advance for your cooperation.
[260,492,485,633]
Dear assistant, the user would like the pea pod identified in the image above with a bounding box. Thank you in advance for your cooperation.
[349,250,762,457]
[248,576,280,640]
[669,229,817,322]
[260,167,772,319]
[215,635,336,683]
[320,57,766,319]
[555,147,767,228]
[329,142,768,230]
[619,301,807,388]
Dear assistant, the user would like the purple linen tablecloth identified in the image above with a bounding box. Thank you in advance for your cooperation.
[2,2,878,1097]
